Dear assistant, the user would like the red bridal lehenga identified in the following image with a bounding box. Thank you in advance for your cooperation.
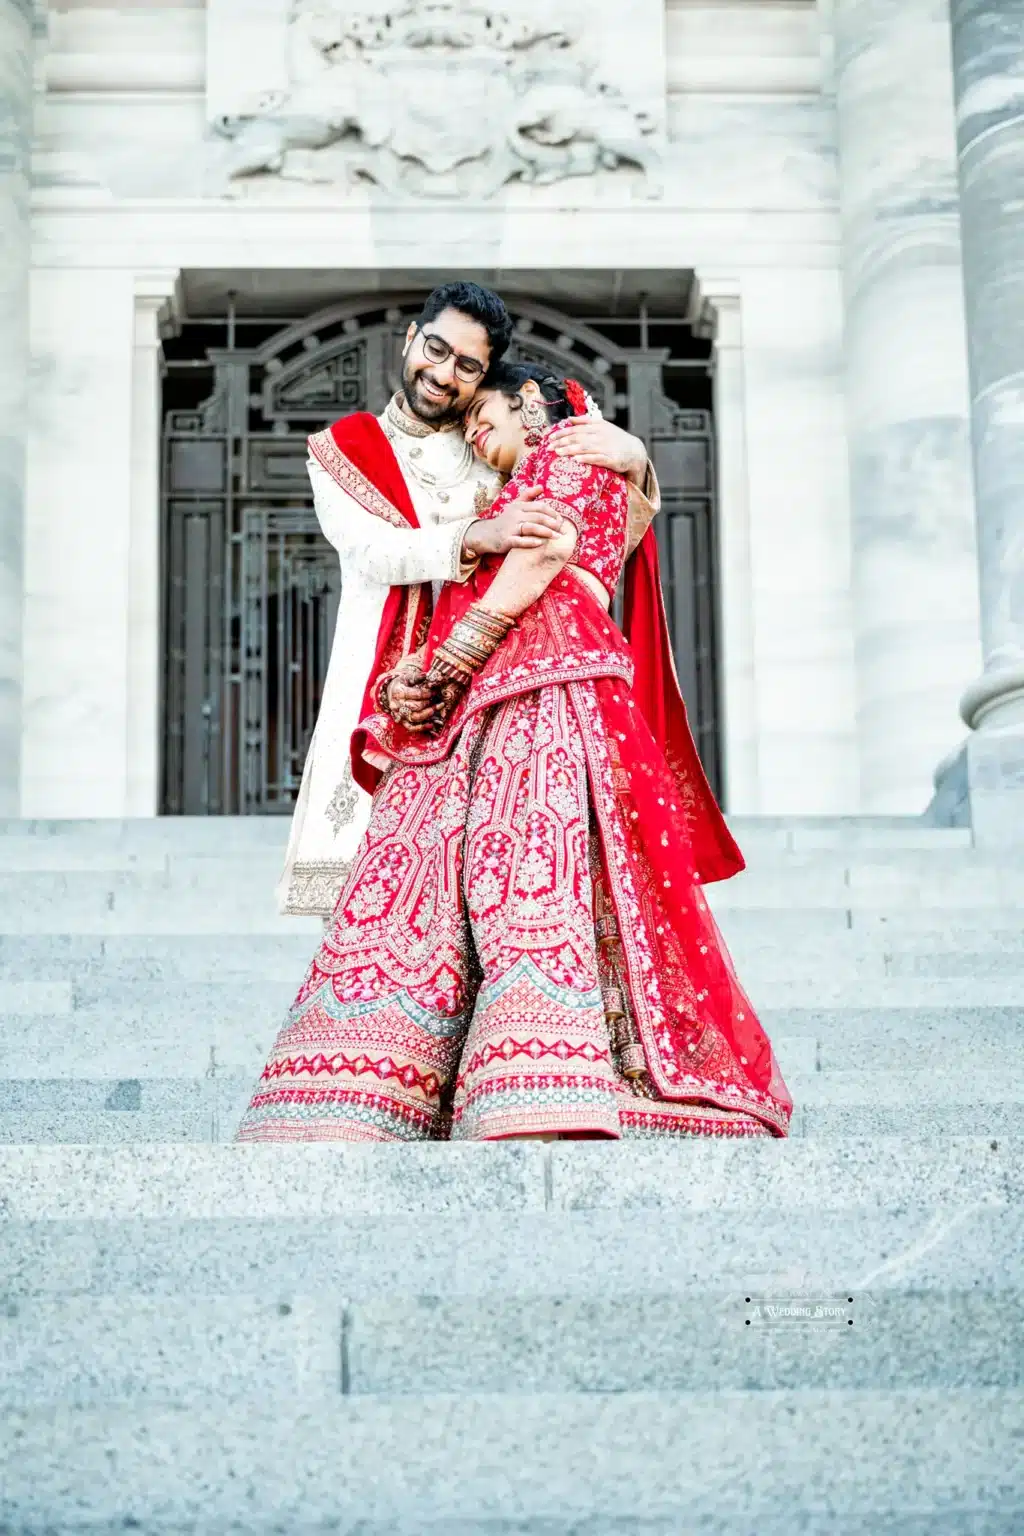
[235,417,793,1143]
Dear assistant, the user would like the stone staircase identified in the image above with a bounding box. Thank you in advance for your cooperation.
[0,816,1022,1533]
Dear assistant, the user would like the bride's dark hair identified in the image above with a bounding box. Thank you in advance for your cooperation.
[483,360,576,424]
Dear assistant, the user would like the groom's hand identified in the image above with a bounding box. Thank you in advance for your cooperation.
[463,487,563,558]
[553,418,648,485]
[387,665,439,732]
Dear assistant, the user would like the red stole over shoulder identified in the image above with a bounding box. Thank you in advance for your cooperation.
[308,411,432,745]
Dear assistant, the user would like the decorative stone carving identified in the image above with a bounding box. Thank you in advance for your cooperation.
[212,0,662,198]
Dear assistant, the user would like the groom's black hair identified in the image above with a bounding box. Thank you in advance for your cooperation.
[416,282,513,365]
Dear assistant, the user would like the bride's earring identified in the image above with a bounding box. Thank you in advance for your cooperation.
[520,396,549,447]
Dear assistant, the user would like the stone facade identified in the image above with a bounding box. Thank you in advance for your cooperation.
[7,0,1019,830]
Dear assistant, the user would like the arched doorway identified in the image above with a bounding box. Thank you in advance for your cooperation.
[161,289,720,813]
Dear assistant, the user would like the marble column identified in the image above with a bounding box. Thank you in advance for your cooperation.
[0,0,32,814]
[949,0,1024,842]
[834,0,982,812]
[21,269,136,816]
[697,278,761,815]
[128,276,180,816]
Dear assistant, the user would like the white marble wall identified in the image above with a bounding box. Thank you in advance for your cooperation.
[833,0,981,814]
[0,0,32,815]
[22,268,136,816]
[666,1,821,94]
[737,267,860,814]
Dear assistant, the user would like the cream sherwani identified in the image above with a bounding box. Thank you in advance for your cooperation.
[278,395,501,916]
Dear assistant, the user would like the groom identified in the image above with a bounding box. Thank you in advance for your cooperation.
[278,280,657,917]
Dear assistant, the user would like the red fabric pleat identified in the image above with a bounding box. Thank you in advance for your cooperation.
[621,527,744,884]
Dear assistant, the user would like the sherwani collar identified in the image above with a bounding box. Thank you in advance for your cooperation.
[384,392,464,439]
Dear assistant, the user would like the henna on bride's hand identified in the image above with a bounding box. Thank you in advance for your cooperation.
[418,669,466,729]
[386,669,438,729]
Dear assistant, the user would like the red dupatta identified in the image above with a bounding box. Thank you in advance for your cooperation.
[621,526,744,884]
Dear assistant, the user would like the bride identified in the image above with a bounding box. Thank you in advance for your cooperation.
[235,362,793,1142]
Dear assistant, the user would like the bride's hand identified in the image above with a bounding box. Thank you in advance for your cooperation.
[385,664,439,733]
[552,418,648,484]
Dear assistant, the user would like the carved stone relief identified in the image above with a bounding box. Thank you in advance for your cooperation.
[211,1,663,199]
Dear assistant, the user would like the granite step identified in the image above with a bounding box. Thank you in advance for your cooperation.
[0,895,1018,939]
[1,1102,1020,1144]
[0,875,320,934]
[0,1140,1018,1218]
[2,970,1022,1019]
[751,977,1024,1007]
[0,850,1019,926]
[707,866,1024,910]
[5,932,1024,990]
[796,1104,1022,1137]
[5,1104,1022,1144]
[2,1288,1021,1407]
[0,996,1018,1079]
[0,841,991,877]
[5,1202,1021,1299]
[728,945,1024,981]
[0,815,974,850]
[0,932,316,983]
[1,1390,1021,1535]
[1,1017,1020,1094]
[782,1067,1024,1107]
[0,816,291,850]
[0,999,289,1078]
[718,908,1024,944]
[0,1010,1019,1142]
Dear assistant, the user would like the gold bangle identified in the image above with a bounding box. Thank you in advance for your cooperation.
[431,647,476,683]
[467,604,515,636]
[429,603,516,690]
[375,673,396,712]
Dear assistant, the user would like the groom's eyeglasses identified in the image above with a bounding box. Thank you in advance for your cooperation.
[415,327,487,384]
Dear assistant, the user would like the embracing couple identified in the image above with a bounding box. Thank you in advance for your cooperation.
[235,281,793,1143]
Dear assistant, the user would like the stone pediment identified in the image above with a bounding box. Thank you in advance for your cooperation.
[206,0,665,200]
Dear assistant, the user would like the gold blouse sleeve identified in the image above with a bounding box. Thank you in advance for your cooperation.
[625,459,661,559]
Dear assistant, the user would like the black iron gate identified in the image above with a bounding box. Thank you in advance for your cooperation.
[161,292,720,814]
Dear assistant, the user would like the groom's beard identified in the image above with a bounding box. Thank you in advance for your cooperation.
[402,358,464,427]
